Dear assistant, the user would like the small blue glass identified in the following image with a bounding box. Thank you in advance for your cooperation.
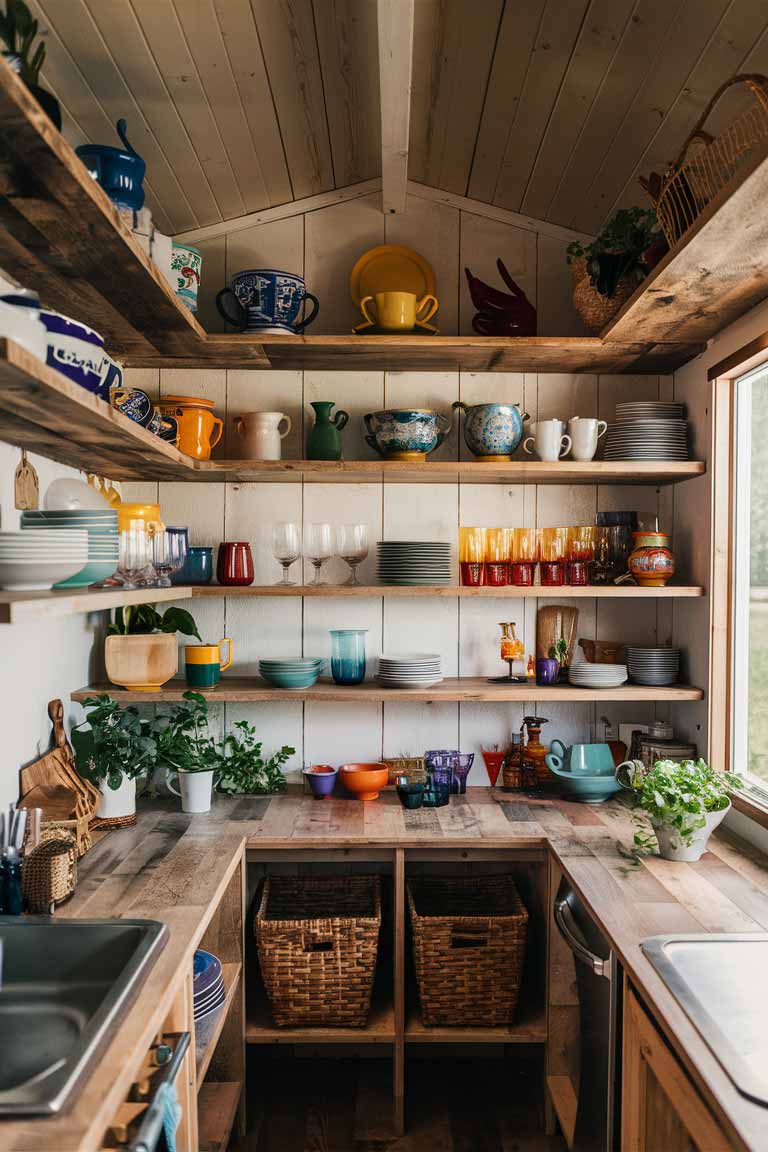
[172,544,213,585]
[330,629,367,685]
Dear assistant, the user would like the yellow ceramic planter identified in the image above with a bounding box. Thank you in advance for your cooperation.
[105,633,178,691]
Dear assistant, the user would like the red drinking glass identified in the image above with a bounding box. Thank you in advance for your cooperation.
[481,748,506,788]
[217,541,254,586]
[540,561,565,586]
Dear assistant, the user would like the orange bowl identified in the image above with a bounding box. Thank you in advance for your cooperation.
[339,762,389,801]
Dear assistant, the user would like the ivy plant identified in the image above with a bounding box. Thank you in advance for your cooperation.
[71,694,157,791]
[216,719,294,795]
[154,691,220,776]
[617,757,741,850]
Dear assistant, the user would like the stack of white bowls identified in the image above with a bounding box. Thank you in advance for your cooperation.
[21,509,119,587]
[0,529,89,591]
[377,653,443,688]
[568,661,628,688]
[626,646,680,686]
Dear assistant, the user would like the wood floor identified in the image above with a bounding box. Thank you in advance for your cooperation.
[235,1052,566,1151]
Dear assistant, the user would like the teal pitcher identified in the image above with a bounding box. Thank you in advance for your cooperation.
[307,400,349,460]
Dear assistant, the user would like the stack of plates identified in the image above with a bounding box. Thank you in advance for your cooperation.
[21,509,119,587]
[377,541,451,585]
[568,662,628,688]
[604,401,689,461]
[377,653,443,688]
[193,949,225,1024]
[259,657,324,689]
[0,529,89,591]
[626,647,680,686]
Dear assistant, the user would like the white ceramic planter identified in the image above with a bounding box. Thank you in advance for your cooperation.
[652,803,730,862]
[97,775,136,820]
[168,769,214,814]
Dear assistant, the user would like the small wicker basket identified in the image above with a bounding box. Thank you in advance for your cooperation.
[570,256,635,334]
[407,874,528,1027]
[22,829,77,912]
[254,875,381,1028]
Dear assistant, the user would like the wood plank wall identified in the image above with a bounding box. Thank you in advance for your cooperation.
[123,192,682,781]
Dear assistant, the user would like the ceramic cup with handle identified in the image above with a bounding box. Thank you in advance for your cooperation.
[359,291,438,331]
[523,419,571,462]
[185,639,233,689]
[567,417,608,461]
[548,740,616,776]
[233,411,292,460]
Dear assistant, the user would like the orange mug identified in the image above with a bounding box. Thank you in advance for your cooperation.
[160,399,223,460]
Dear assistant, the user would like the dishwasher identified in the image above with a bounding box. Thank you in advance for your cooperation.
[554,878,622,1151]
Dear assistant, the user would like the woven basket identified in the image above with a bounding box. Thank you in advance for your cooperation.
[407,875,528,1027]
[570,257,634,334]
[22,829,77,912]
[254,875,381,1028]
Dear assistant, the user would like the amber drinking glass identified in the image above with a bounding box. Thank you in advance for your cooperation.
[459,526,485,586]
[567,525,596,586]
[539,526,568,586]
[484,527,510,586]
[510,527,539,586]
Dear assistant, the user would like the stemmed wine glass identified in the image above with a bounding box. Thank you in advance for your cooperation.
[303,522,333,585]
[272,522,301,586]
[336,524,369,585]
[152,527,187,588]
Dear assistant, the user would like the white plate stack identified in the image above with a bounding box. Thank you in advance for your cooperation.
[568,662,628,688]
[377,541,451,585]
[377,653,443,688]
[0,529,89,591]
[626,647,680,686]
[604,401,689,460]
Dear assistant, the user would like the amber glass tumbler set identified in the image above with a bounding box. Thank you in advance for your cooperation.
[459,526,604,587]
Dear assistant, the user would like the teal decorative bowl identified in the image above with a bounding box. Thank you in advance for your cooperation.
[546,762,622,804]
[53,559,118,589]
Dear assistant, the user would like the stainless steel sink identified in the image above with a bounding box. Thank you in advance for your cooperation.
[0,917,167,1115]
[642,934,768,1106]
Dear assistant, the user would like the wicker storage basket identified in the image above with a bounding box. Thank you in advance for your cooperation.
[570,256,634,334]
[407,875,528,1027]
[22,829,77,912]
[254,875,381,1028]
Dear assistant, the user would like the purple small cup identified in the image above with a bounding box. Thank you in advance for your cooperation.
[303,765,338,799]
[536,657,559,686]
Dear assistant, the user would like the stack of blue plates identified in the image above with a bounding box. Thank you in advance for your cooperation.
[21,508,119,587]
[193,949,225,1024]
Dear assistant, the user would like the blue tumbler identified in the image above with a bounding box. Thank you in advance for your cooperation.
[330,629,367,685]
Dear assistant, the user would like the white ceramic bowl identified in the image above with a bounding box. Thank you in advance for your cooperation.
[44,478,111,511]
[0,557,89,590]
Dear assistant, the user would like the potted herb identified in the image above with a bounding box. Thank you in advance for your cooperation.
[616,757,740,862]
[216,717,294,796]
[71,695,156,821]
[566,207,664,332]
[154,691,219,813]
[0,1,61,127]
[105,604,201,693]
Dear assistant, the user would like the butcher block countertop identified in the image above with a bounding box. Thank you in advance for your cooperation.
[4,788,768,1151]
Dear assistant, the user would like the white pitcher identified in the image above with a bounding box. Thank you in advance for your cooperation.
[233,411,292,460]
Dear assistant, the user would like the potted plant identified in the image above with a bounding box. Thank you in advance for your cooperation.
[154,691,219,813]
[0,0,61,127]
[71,694,156,822]
[105,604,201,692]
[566,207,664,332]
[216,717,294,796]
[617,757,740,862]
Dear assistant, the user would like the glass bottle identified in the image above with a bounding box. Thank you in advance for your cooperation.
[499,621,524,678]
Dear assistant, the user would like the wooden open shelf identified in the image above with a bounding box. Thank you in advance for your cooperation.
[195,962,241,1090]
[197,1081,242,1152]
[405,1001,546,1044]
[246,981,395,1045]
[0,583,192,625]
[73,678,705,704]
[191,584,704,600]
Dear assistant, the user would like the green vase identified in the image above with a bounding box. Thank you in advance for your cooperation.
[307,400,349,460]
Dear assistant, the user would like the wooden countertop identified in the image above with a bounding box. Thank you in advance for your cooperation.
[4,789,768,1151]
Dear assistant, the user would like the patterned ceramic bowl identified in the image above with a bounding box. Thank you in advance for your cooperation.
[364,409,451,460]
[453,402,529,460]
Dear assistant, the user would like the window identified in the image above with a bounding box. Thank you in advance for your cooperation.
[733,366,768,793]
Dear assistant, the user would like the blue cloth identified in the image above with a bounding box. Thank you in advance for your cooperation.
[155,1081,182,1152]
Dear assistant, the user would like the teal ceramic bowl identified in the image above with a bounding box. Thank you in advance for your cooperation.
[546,763,622,804]
[260,671,321,689]
[53,559,118,589]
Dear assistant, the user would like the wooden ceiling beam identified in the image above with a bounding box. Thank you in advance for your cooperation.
[377,0,415,214]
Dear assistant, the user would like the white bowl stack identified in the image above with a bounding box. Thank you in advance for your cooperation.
[604,401,689,461]
[21,508,119,588]
[568,661,628,688]
[0,529,89,590]
[377,653,443,688]
[626,646,680,686]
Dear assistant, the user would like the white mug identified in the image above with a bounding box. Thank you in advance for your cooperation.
[523,419,571,462]
[233,410,292,460]
[568,417,608,461]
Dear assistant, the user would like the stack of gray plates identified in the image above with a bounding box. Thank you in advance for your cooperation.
[604,401,689,461]
[377,653,443,688]
[376,541,451,585]
[626,646,680,686]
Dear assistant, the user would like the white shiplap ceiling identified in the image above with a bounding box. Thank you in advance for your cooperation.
[28,0,768,235]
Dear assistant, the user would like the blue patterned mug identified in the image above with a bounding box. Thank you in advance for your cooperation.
[453,401,529,460]
[216,269,319,333]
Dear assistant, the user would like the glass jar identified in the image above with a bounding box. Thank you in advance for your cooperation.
[330,629,367,685]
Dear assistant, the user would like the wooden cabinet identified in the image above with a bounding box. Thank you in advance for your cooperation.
[622,986,731,1152]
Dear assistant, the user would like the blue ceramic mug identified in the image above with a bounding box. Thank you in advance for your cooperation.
[76,119,146,210]
[216,269,320,333]
[171,545,213,586]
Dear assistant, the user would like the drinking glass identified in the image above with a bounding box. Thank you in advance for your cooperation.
[273,522,300,585]
[567,525,596,586]
[539,527,568,586]
[303,522,333,585]
[484,527,510,586]
[459,526,485,586]
[336,523,369,585]
[152,526,187,587]
[481,746,506,788]
[118,519,152,589]
[330,629,367,684]
[510,527,539,586]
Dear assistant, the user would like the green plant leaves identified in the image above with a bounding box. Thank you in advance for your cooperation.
[108,603,201,640]
[622,758,741,847]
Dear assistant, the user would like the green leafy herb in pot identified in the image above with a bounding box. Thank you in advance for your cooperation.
[72,694,157,791]
[154,690,219,776]
[216,719,294,795]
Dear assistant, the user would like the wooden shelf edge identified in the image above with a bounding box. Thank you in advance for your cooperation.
[197,1081,242,1152]
[195,961,241,1091]
[547,1074,577,1150]
[405,1003,546,1044]
[246,997,395,1045]
[189,584,705,600]
[0,584,193,624]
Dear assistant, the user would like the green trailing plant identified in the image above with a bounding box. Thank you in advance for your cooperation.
[154,691,219,776]
[71,694,156,791]
[107,603,201,641]
[0,0,45,86]
[567,207,663,299]
[617,757,741,853]
[216,718,294,795]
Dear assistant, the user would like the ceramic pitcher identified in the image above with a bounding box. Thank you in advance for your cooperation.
[307,401,349,460]
[233,411,292,460]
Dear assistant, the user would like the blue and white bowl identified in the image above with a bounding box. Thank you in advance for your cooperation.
[453,401,529,460]
[216,269,319,333]
[364,409,452,460]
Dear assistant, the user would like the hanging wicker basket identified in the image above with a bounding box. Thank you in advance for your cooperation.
[642,73,768,249]
[570,257,635,334]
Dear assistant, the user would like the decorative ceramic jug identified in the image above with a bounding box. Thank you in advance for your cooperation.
[307,401,349,460]
[628,530,675,587]
[453,401,529,460]
[233,411,292,460]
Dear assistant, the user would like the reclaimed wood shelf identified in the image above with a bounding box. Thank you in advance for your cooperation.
[73,678,705,704]
[405,1002,546,1044]
[195,962,241,1090]
[0,583,193,625]
[246,983,395,1045]
[197,1081,242,1152]
[191,584,704,599]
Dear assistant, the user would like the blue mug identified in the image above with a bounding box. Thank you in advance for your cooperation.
[76,119,146,210]
[172,545,213,586]
[216,269,319,333]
